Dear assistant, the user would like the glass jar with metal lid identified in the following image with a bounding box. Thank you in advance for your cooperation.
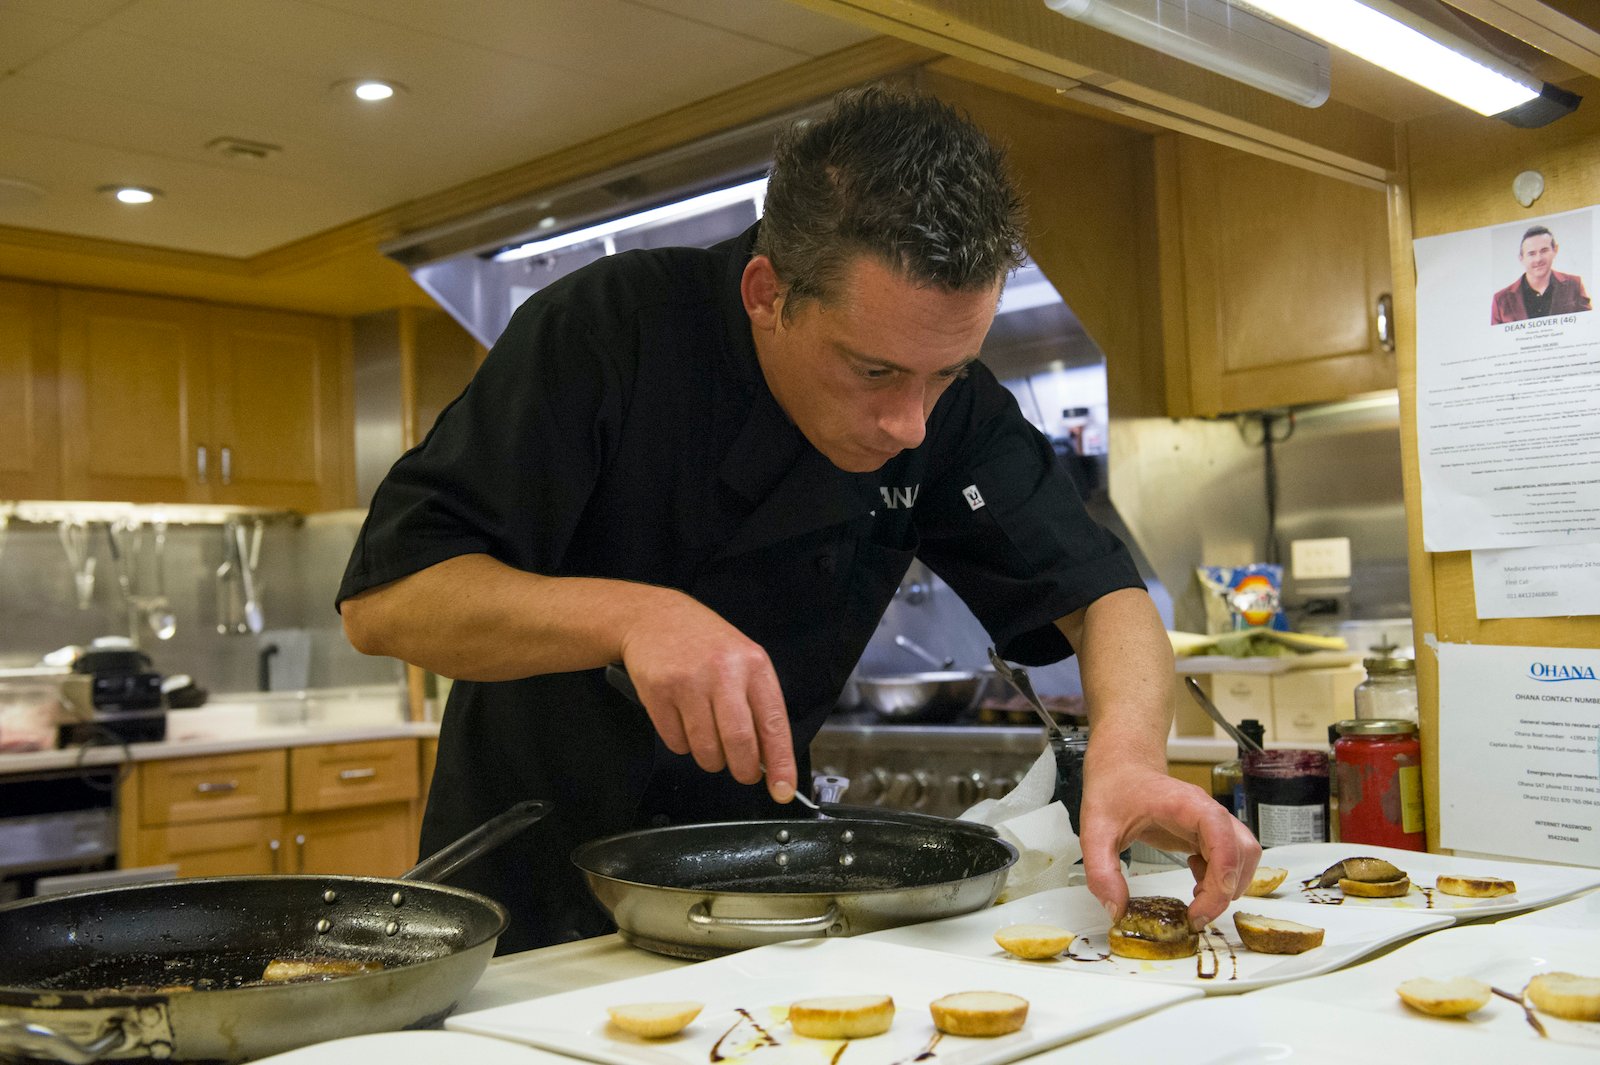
[1354,652,1417,723]
[1333,718,1424,850]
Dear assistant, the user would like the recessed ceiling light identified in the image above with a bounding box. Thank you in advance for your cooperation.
[331,78,406,102]
[98,184,161,205]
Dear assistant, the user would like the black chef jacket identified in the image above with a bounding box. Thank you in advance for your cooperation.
[337,223,1142,953]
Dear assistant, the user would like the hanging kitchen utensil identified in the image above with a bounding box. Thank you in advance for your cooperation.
[58,520,96,610]
[103,519,141,643]
[145,519,176,641]
[233,521,264,635]
[215,521,236,634]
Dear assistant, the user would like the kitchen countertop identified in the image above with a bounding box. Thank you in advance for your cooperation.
[0,687,435,775]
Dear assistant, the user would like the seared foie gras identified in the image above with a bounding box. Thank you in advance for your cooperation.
[1107,896,1197,960]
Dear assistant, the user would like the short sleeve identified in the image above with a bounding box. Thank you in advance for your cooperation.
[337,296,626,607]
[913,369,1143,666]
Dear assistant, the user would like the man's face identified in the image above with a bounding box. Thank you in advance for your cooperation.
[1520,233,1558,288]
[747,255,1001,473]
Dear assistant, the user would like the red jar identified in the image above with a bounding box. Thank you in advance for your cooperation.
[1333,719,1424,850]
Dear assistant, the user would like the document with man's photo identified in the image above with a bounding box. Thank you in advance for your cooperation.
[1414,203,1600,553]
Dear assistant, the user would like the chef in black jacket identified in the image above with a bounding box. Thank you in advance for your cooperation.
[339,86,1259,953]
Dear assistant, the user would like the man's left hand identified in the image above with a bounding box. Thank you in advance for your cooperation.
[1077,761,1261,930]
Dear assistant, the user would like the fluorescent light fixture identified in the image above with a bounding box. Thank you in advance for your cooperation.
[493,177,767,263]
[1238,0,1540,115]
[99,184,160,204]
[1042,0,1332,107]
[354,80,396,101]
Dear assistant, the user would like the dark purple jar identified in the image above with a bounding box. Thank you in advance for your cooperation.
[1242,749,1330,846]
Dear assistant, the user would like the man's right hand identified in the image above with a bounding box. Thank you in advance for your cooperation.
[618,591,798,803]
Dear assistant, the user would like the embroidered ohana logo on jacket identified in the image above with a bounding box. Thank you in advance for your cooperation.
[879,485,920,509]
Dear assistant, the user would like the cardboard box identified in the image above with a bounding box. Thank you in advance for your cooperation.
[1271,665,1365,744]
[1172,671,1274,740]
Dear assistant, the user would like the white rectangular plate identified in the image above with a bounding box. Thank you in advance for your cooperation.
[1049,995,1600,1064]
[1134,842,1600,921]
[446,938,1198,1065]
[1502,886,1600,931]
[1252,923,1600,1051]
[858,883,1449,994]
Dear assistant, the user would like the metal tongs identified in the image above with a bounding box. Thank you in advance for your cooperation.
[986,646,1065,742]
[1184,676,1264,752]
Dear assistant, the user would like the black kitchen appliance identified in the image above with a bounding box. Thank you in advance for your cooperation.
[64,646,168,746]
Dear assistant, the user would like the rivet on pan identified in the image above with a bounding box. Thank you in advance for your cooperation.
[322,890,338,904]
[385,921,400,937]
[390,892,405,907]
[315,919,332,934]
[838,852,855,867]
[775,852,790,867]
[840,830,855,844]
[775,829,790,844]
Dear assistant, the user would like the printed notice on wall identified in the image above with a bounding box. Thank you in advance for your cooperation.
[1473,542,1600,618]
[1437,642,1600,864]
[1413,204,1600,552]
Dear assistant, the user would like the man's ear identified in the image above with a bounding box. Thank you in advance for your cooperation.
[742,255,782,331]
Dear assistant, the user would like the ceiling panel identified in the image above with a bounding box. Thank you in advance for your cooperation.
[0,0,878,257]
[0,8,84,71]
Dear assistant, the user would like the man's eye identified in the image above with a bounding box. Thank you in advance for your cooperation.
[855,365,893,380]
[938,366,971,382]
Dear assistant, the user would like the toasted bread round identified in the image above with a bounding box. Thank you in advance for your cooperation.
[1435,874,1517,898]
[1244,866,1289,897]
[607,1001,704,1038]
[1396,977,1491,1017]
[1339,875,1411,898]
[789,995,895,1039]
[1107,897,1197,960]
[928,992,1029,1037]
[1233,912,1324,955]
[993,923,1074,960]
[1526,972,1600,1021]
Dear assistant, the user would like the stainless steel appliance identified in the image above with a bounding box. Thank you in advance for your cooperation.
[810,717,1049,819]
[0,767,118,904]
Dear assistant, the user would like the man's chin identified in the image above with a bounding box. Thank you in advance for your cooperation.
[827,448,897,473]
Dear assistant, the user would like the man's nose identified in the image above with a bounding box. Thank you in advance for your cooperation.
[878,388,928,450]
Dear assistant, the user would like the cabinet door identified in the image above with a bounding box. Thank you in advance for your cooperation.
[0,281,60,498]
[289,738,419,813]
[133,815,289,877]
[1168,137,1395,416]
[209,307,350,511]
[291,803,415,877]
[58,289,211,502]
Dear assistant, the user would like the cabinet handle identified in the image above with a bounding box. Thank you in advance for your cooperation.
[197,444,208,484]
[195,779,238,794]
[1376,292,1395,353]
[221,446,233,486]
[269,838,281,873]
[338,767,377,782]
[295,833,307,873]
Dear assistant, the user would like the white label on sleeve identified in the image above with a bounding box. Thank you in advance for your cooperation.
[962,484,985,511]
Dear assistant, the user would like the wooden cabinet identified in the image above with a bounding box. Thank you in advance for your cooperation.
[120,739,420,878]
[0,280,62,498]
[57,288,351,510]
[1157,136,1396,417]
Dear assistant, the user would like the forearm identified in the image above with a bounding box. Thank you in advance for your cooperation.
[341,553,684,681]
[1057,587,1174,772]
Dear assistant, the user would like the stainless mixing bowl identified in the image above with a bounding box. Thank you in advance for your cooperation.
[855,671,990,723]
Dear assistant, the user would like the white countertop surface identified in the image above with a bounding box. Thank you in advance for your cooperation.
[0,687,436,774]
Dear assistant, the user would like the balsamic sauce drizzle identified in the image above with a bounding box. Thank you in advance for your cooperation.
[1492,985,1549,1039]
[709,1008,781,1062]
[884,1032,943,1065]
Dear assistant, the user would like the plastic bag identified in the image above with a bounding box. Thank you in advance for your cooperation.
[1197,564,1287,632]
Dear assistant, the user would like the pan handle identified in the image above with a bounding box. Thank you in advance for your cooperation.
[687,901,840,935]
[402,799,553,884]
[0,1019,126,1064]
